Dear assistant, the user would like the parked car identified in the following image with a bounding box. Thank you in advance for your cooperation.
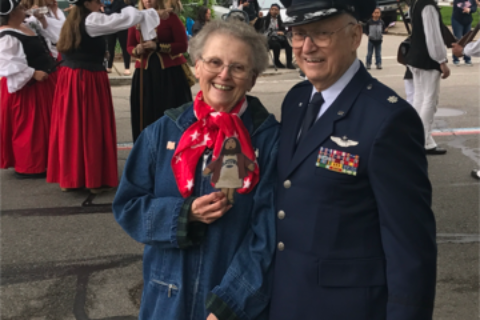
[377,0,400,26]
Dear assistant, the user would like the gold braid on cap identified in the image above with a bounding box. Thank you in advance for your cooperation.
[158,43,171,53]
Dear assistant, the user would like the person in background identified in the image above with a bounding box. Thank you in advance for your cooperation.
[191,5,209,37]
[44,0,65,51]
[363,7,388,70]
[256,3,294,69]
[452,0,477,66]
[104,0,133,75]
[0,0,58,179]
[127,0,192,142]
[47,0,160,193]
[240,0,259,26]
[114,20,277,320]
[406,0,450,155]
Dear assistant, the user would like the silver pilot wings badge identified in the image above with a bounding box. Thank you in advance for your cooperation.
[330,136,359,147]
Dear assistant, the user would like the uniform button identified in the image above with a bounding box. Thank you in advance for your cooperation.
[278,210,285,220]
[277,242,285,251]
[283,180,291,189]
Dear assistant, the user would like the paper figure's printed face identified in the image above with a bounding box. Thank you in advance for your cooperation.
[225,138,237,150]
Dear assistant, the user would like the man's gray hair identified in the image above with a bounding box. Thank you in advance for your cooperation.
[189,20,270,75]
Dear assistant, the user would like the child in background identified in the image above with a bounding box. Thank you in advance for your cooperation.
[364,7,388,70]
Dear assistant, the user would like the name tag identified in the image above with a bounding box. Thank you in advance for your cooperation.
[316,147,359,176]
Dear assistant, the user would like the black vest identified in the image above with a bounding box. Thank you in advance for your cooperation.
[62,20,106,71]
[406,0,442,71]
[0,30,57,73]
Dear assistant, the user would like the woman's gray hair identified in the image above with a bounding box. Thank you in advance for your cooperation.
[188,20,270,75]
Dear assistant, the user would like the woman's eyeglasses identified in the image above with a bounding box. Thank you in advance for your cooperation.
[200,57,251,80]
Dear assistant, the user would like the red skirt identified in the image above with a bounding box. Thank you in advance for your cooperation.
[47,67,118,189]
[0,74,57,174]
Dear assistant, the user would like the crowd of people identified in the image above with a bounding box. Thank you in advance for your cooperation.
[2,0,480,318]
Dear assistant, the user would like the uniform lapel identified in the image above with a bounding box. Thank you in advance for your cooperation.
[278,85,311,177]
[285,66,372,178]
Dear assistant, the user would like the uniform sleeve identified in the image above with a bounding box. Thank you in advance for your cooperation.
[422,5,447,64]
[368,105,437,320]
[85,7,159,40]
[157,14,187,55]
[112,125,207,249]
[0,34,35,93]
[206,133,278,320]
[464,39,480,57]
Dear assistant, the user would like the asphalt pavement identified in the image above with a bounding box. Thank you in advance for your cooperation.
[1,34,479,319]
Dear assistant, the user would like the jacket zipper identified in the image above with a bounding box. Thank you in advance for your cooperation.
[202,149,212,172]
[152,280,178,297]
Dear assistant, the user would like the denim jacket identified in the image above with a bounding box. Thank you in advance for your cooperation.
[113,96,279,320]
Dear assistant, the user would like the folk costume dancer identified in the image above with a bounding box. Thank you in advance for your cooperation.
[127,0,192,142]
[44,0,66,61]
[22,0,62,60]
[47,0,160,192]
[270,0,437,319]
[453,38,480,180]
[406,0,450,155]
[0,0,58,179]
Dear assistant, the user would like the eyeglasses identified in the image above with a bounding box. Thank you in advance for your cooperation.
[286,23,356,48]
[200,57,251,80]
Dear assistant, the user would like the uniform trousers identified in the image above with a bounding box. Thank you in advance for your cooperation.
[408,66,440,150]
[404,79,414,106]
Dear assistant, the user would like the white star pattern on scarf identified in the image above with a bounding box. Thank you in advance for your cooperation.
[190,131,200,141]
[210,112,221,118]
[243,178,251,189]
[190,133,211,149]
[186,179,194,191]
[175,154,182,164]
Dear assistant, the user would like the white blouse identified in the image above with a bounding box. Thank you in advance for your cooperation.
[0,28,36,93]
[464,39,480,57]
[24,15,59,58]
[0,7,160,93]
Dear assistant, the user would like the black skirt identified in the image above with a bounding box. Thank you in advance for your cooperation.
[130,55,193,142]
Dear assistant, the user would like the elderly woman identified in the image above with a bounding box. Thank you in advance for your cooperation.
[113,20,278,320]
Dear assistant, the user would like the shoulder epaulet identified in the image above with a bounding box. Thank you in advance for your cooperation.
[362,79,407,107]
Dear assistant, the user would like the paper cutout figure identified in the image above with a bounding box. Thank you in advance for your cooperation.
[203,137,255,204]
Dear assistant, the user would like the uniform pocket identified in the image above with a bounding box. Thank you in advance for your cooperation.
[151,279,180,298]
[318,257,386,287]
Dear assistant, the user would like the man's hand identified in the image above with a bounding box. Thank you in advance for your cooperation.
[463,7,471,13]
[258,11,263,17]
[440,62,450,79]
[277,31,284,36]
[190,192,232,224]
[207,314,218,320]
[452,42,464,57]
[33,70,48,82]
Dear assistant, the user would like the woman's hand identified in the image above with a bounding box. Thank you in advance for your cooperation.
[190,192,232,224]
[157,8,172,20]
[135,43,145,55]
[463,7,471,14]
[440,62,450,79]
[64,4,74,12]
[206,313,218,320]
[31,6,48,28]
[33,70,49,82]
[142,40,157,50]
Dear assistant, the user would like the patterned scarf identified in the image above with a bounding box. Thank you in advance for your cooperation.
[171,91,259,198]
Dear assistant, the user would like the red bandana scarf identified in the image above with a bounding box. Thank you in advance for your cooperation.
[171,91,259,198]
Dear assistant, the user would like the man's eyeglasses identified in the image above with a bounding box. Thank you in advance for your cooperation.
[200,57,251,80]
[286,22,356,48]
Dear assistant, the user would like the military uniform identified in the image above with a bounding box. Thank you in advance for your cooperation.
[270,1,437,319]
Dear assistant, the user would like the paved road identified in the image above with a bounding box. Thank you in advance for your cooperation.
[1,34,479,319]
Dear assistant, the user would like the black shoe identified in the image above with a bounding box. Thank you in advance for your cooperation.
[275,61,286,68]
[286,63,296,69]
[14,171,47,179]
[376,64,382,69]
[425,147,447,155]
[471,169,480,180]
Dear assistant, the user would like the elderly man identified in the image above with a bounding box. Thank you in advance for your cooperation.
[270,1,437,320]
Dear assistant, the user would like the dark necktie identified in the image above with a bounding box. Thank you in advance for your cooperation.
[298,92,324,145]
